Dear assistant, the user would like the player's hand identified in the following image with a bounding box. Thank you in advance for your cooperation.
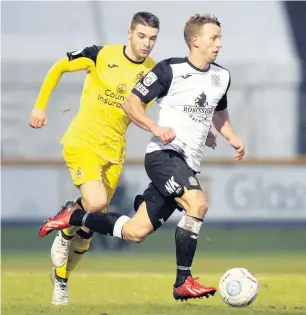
[152,125,176,145]
[230,138,245,160]
[29,108,48,128]
[205,131,217,149]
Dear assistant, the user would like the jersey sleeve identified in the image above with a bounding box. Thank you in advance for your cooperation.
[215,73,231,111]
[131,59,173,104]
[67,45,103,64]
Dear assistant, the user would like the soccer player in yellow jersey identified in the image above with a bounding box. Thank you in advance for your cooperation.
[29,12,159,305]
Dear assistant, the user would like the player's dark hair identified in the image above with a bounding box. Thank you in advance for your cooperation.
[184,14,221,49]
[130,12,160,30]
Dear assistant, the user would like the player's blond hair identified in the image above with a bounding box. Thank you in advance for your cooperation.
[184,14,221,49]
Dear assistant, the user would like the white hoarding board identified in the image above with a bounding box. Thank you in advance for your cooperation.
[2,164,306,222]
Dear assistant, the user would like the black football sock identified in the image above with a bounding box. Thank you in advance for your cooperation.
[174,215,203,288]
[76,228,94,239]
[69,208,87,226]
[69,210,130,237]
[75,197,85,210]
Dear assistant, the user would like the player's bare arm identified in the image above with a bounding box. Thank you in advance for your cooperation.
[122,92,176,145]
[29,56,94,128]
[122,93,157,131]
[213,108,245,160]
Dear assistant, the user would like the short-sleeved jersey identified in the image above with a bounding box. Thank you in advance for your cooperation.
[60,45,155,163]
[132,57,231,172]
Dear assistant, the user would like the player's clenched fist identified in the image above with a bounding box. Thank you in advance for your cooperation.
[230,138,245,161]
[29,108,48,128]
[152,125,176,145]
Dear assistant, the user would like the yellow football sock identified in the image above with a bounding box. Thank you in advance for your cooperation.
[62,226,80,237]
[56,260,70,279]
[56,230,93,280]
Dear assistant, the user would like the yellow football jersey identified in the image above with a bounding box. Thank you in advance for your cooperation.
[59,44,155,163]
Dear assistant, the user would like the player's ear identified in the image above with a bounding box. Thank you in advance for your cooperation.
[128,27,133,41]
[191,35,200,48]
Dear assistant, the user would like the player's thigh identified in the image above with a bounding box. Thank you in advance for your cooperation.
[63,145,108,212]
[138,182,178,231]
[123,183,177,242]
[102,162,123,204]
[122,201,153,242]
[145,150,207,218]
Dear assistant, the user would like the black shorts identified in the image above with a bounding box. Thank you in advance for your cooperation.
[135,150,202,230]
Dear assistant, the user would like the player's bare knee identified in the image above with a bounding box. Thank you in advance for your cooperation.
[122,199,154,242]
[130,232,146,243]
[178,190,208,219]
[122,225,151,243]
[194,201,208,218]
[188,199,208,219]
[122,229,142,243]
[79,181,108,212]
[82,196,107,213]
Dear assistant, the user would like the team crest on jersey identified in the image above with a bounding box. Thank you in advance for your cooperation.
[188,176,198,186]
[75,167,83,180]
[135,71,145,82]
[143,71,158,87]
[116,84,127,94]
[211,73,221,87]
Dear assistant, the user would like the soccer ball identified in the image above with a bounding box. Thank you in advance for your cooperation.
[219,268,259,307]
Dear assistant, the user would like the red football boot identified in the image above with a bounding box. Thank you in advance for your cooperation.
[173,276,217,301]
[39,201,80,237]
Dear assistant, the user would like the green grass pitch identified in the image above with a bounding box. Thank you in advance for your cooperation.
[2,252,306,315]
[2,225,306,314]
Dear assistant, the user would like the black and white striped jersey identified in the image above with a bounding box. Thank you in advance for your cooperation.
[132,57,231,172]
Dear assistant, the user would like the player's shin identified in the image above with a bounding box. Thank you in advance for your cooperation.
[56,229,93,280]
[69,210,130,237]
[174,215,203,287]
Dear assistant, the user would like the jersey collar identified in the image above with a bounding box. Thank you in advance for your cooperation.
[185,57,210,72]
[123,46,145,64]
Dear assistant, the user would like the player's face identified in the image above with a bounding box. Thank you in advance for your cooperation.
[129,24,159,59]
[196,23,222,63]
